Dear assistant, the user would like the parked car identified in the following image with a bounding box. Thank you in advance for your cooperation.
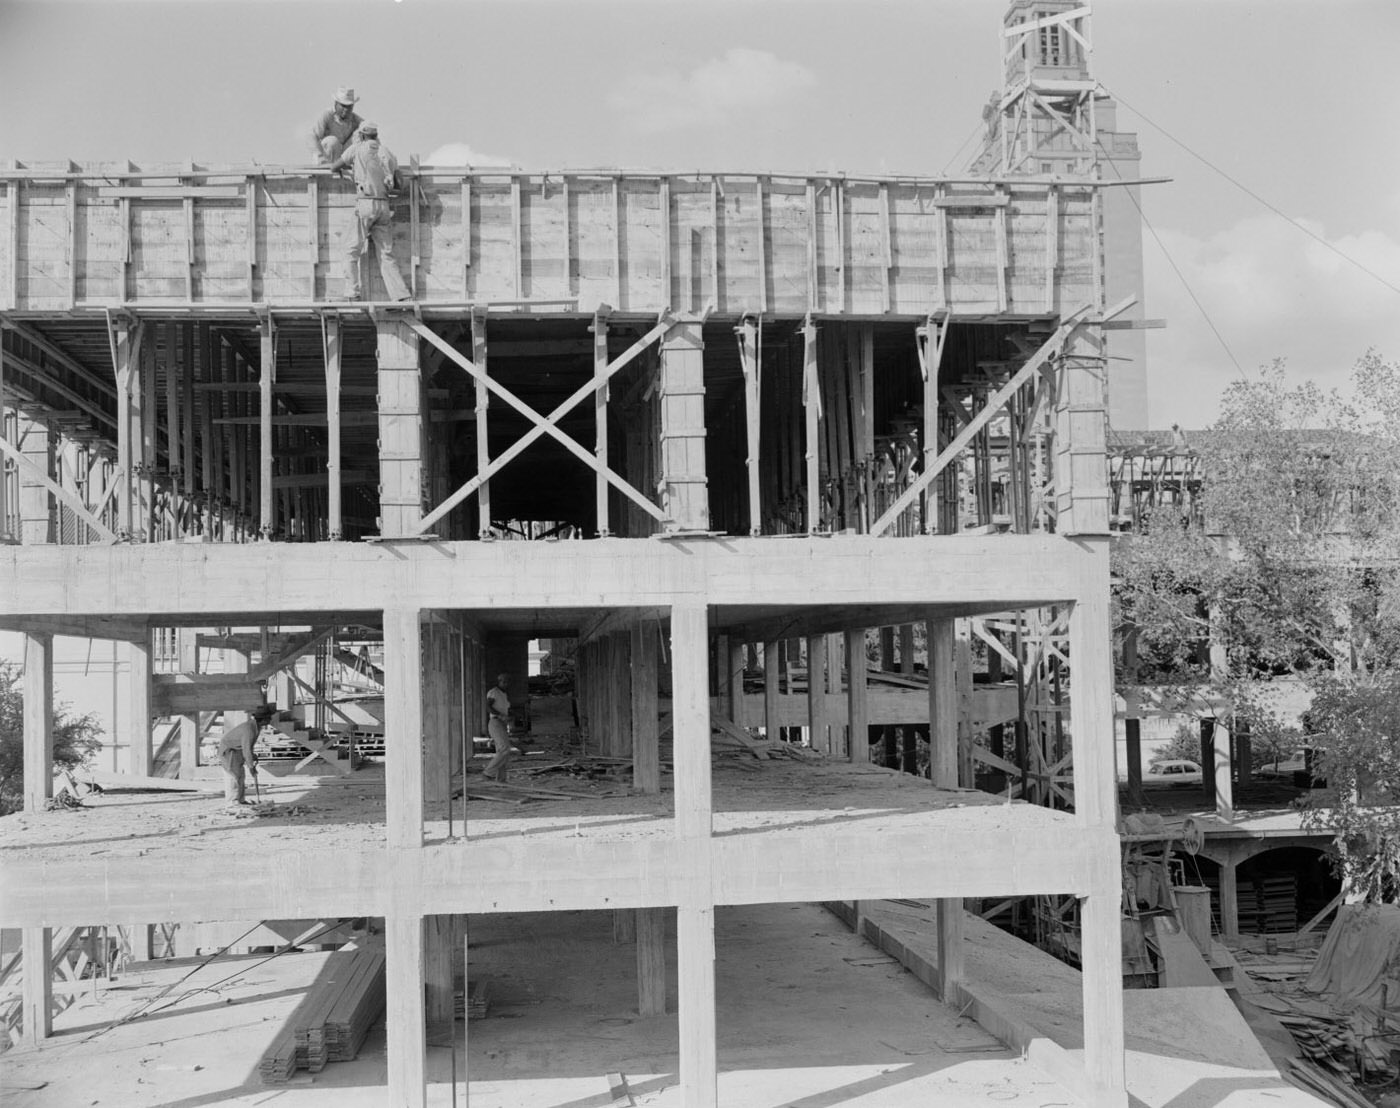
[1257,748,1322,787]
[1144,759,1203,787]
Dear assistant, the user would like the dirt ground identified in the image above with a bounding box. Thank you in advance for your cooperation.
[1,902,1078,1108]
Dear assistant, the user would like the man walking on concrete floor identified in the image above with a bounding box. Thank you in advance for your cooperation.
[331,121,412,302]
[483,672,515,783]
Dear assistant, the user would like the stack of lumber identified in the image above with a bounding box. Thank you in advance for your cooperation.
[1287,1058,1382,1108]
[453,978,491,1020]
[258,949,385,1084]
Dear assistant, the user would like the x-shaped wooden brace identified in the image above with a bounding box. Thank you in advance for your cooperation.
[410,313,675,535]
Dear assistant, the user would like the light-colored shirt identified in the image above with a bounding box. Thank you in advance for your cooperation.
[310,107,362,156]
[219,718,259,762]
[486,686,510,721]
[333,140,401,200]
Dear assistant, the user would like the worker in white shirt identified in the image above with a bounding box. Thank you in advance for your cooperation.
[482,673,515,783]
[218,706,272,804]
[330,121,412,302]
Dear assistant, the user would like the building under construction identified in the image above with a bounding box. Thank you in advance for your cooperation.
[0,5,1159,1106]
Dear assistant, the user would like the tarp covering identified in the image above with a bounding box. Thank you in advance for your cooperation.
[1303,903,1400,1012]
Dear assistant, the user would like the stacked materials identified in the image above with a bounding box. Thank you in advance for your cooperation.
[259,948,386,1084]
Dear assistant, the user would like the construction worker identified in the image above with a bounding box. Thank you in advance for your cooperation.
[219,706,272,805]
[331,122,412,302]
[310,87,363,165]
[482,672,515,783]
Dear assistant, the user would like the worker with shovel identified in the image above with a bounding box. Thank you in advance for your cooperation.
[219,705,273,805]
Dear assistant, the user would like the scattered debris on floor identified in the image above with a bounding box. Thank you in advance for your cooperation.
[454,978,491,1020]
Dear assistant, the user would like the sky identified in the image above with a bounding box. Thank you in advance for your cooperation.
[1,0,1398,429]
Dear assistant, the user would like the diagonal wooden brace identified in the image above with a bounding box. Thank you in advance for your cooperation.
[0,435,119,543]
[411,316,673,533]
[870,304,1094,536]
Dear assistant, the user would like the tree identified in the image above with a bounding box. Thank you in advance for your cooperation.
[0,659,104,815]
[1113,353,1400,900]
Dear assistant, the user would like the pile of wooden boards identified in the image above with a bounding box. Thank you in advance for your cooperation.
[454,978,491,1020]
[1287,1058,1385,1108]
[258,948,386,1085]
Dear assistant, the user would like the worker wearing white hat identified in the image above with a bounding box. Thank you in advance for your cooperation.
[310,86,363,164]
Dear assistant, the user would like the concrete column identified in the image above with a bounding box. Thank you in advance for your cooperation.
[631,622,660,793]
[22,632,53,812]
[805,634,828,753]
[177,628,201,779]
[845,627,867,763]
[17,415,54,544]
[637,906,667,1017]
[20,927,52,1045]
[384,609,424,850]
[424,914,455,1031]
[385,913,426,1108]
[127,631,153,778]
[1219,856,1240,941]
[763,640,781,742]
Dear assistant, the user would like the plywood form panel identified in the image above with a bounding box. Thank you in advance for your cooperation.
[17,184,70,307]
[1,169,1104,315]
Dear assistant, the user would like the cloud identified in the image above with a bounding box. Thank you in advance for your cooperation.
[424,142,513,168]
[608,48,816,134]
[1141,207,1400,428]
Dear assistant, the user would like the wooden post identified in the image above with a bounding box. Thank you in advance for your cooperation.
[472,309,490,538]
[673,597,715,1107]
[659,319,707,531]
[637,906,668,1017]
[20,927,52,1045]
[377,317,422,538]
[844,627,866,763]
[385,913,426,1108]
[899,624,915,675]
[424,914,454,1031]
[128,630,153,778]
[955,620,974,786]
[323,315,343,538]
[763,639,780,742]
[632,622,659,792]
[384,608,424,850]
[594,308,611,535]
[23,632,53,813]
[736,315,762,535]
[178,628,200,778]
[927,620,957,787]
[805,634,827,753]
[1125,717,1142,799]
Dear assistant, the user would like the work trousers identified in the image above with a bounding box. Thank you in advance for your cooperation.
[342,198,411,301]
[220,747,246,803]
[483,717,514,782]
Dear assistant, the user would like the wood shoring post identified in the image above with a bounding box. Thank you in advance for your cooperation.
[631,620,660,793]
[806,633,828,754]
[593,307,611,535]
[671,599,716,1107]
[322,313,342,538]
[735,314,762,535]
[258,315,275,538]
[385,912,427,1108]
[844,627,866,763]
[801,316,819,532]
[763,640,781,742]
[22,631,53,813]
[637,906,668,1017]
[917,315,947,534]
